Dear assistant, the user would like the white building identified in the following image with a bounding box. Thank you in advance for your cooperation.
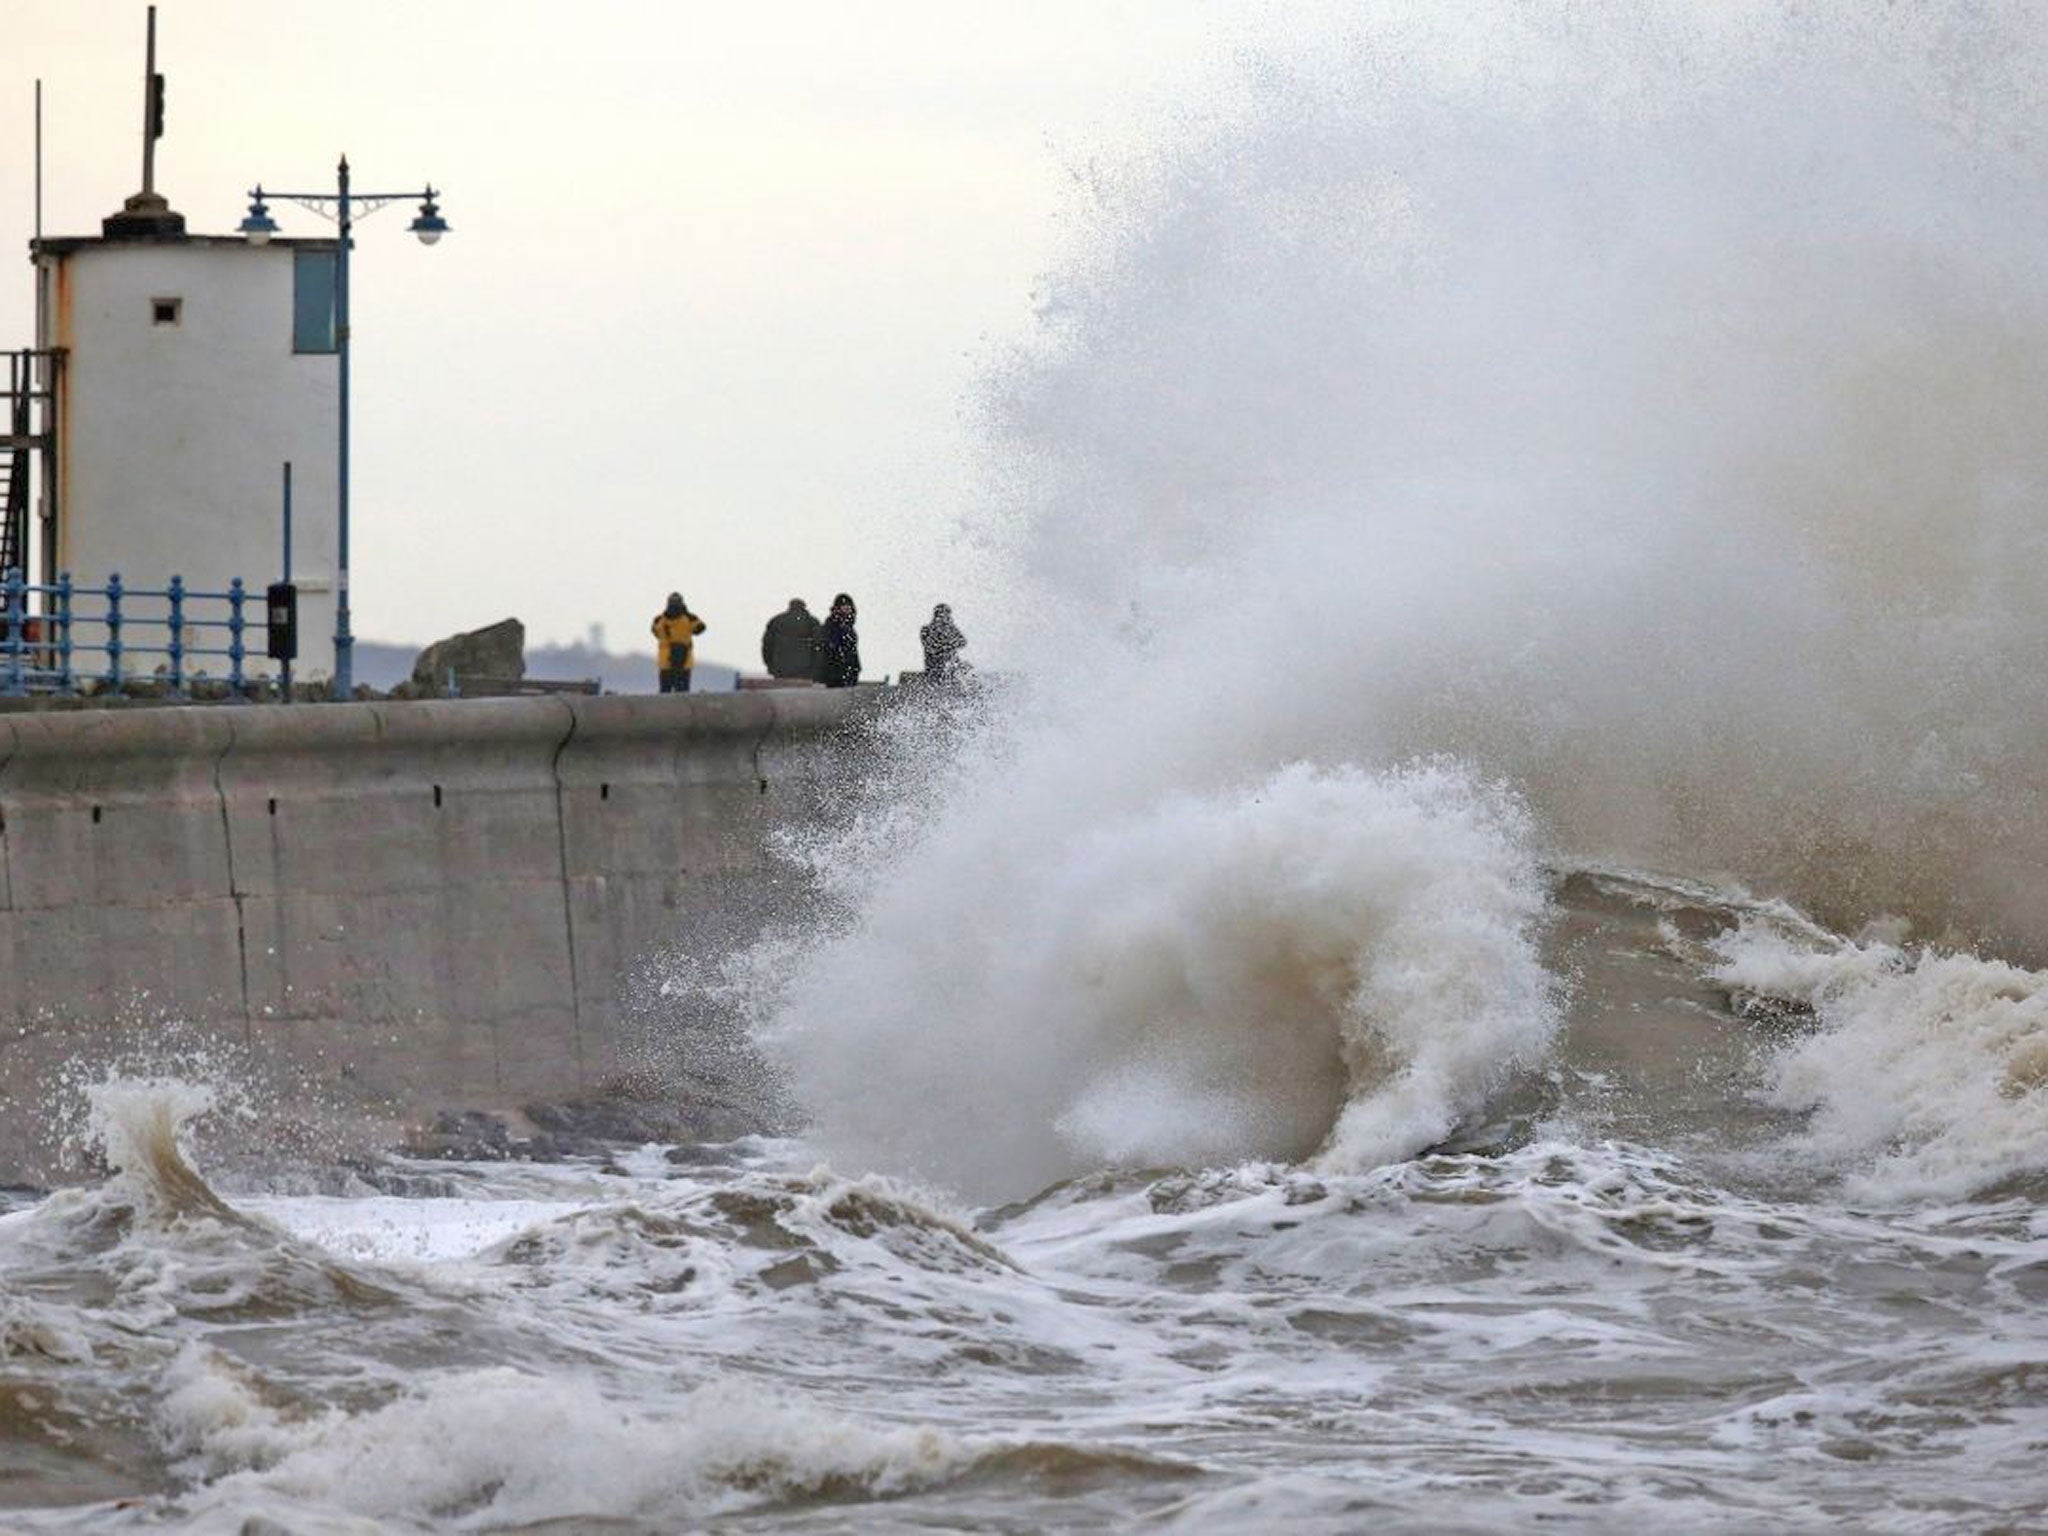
[29,200,341,681]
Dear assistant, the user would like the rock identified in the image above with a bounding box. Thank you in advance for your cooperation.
[411,619,525,692]
[523,1079,775,1155]
[524,1095,691,1146]
[407,1109,514,1161]
[662,1142,746,1169]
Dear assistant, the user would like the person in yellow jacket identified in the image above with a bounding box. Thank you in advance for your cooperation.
[651,592,708,693]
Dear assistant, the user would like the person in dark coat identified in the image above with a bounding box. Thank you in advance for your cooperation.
[919,603,966,680]
[817,593,861,688]
[760,598,823,680]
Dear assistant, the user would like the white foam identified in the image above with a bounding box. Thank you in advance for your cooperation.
[237,1195,593,1265]
[1711,922,2048,1199]
[156,1342,302,1477]
[178,1368,974,1527]
[0,1295,94,1365]
[761,761,1556,1199]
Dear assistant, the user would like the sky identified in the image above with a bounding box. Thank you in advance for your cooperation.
[0,0,1265,675]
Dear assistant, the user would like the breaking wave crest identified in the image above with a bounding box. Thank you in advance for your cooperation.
[85,1079,247,1225]
[165,1367,981,1529]
[760,761,1557,1199]
[1711,919,2048,1201]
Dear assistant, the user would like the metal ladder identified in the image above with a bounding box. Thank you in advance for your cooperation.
[0,359,25,578]
[0,350,50,581]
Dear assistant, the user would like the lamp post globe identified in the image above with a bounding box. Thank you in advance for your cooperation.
[238,191,278,245]
[409,191,448,246]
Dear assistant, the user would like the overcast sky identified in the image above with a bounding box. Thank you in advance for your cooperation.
[0,0,1267,675]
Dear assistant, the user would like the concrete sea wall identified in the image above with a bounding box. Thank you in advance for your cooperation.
[0,690,869,1180]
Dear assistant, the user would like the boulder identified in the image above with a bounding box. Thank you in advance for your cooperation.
[411,618,525,692]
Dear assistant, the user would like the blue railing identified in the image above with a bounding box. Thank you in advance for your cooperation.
[1,568,255,699]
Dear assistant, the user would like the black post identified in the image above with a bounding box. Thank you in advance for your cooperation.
[272,461,298,700]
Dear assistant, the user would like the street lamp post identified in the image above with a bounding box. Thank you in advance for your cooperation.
[240,157,448,699]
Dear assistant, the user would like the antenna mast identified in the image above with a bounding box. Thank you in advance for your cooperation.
[102,4,181,239]
[141,6,157,196]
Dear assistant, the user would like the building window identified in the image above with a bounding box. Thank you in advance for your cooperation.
[293,250,338,354]
[151,297,182,326]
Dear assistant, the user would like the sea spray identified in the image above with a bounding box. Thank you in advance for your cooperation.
[759,761,1557,1199]
[19,1012,373,1189]
[742,0,2048,1205]
[925,0,2048,953]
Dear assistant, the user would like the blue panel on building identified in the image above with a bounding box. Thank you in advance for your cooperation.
[293,250,337,354]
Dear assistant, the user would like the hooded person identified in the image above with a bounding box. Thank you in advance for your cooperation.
[818,593,861,688]
[761,598,824,680]
[919,603,966,679]
[650,592,708,693]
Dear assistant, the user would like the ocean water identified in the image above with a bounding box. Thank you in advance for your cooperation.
[7,873,2048,1531]
[12,1,2048,1529]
